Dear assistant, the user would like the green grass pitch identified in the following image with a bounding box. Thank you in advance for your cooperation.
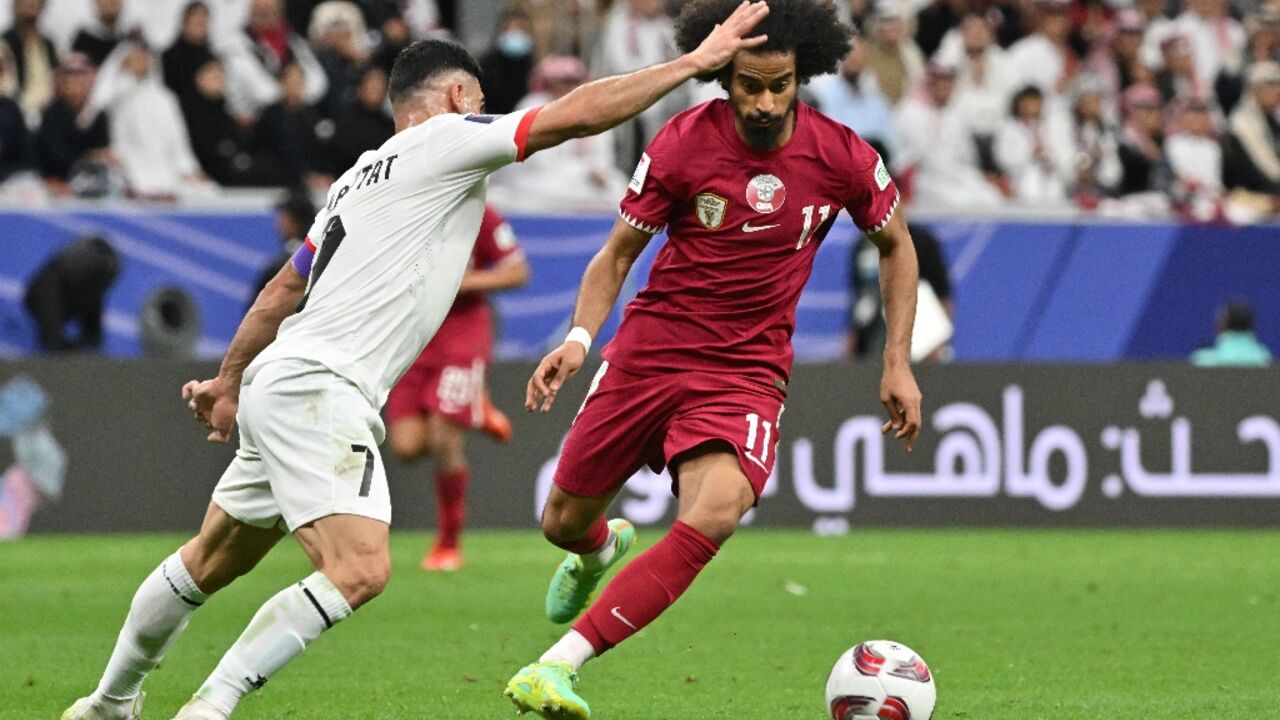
[2,529,1278,719]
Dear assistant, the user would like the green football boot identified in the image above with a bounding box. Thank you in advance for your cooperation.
[545,518,635,624]
[504,661,590,719]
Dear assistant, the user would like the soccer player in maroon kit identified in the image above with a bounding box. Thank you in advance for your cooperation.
[504,1,922,717]
[384,204,530,571]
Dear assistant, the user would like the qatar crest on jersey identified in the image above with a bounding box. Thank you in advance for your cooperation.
[746,174,786,213]
[694,192,728,229]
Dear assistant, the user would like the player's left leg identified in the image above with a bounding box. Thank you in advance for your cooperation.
[63,504,284,720]
[178,514,390,719]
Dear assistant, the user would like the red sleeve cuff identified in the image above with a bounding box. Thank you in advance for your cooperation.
[303,236,317,252]
[514,106,542,163]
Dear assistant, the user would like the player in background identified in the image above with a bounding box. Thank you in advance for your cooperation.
[385,204,530,572]
[504,1,922,717]
[61,6,772,719]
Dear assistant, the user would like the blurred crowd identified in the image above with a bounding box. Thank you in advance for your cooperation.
[812,0,1280,221]
[1,0,1279,221]
[0,0,449,201]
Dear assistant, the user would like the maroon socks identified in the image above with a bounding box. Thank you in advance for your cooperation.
[573,521,720,654]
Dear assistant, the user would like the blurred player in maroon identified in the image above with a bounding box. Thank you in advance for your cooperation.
[505,1,922,716]
[384,204,529,572]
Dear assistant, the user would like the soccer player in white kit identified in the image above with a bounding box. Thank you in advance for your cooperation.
[60,6,771,720]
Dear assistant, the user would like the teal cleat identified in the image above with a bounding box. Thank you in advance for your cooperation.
[545,518,635,624]
[504,661,590,719]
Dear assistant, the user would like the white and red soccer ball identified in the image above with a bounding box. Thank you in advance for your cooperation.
[825,640,936,720]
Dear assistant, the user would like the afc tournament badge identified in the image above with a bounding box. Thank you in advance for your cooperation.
[746,174,786,213]
[695,192,728,229]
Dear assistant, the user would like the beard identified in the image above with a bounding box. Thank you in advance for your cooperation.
[739,100,796,149]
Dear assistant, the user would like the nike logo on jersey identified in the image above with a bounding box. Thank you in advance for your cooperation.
[742,221,781,233]
[611,606,637,630]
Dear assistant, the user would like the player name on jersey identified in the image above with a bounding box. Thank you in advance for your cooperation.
[326,153,401,213]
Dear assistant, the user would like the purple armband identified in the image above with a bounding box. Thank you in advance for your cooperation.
[291,238,316,277]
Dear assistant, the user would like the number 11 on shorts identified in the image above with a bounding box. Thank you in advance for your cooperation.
[744,412,775,469]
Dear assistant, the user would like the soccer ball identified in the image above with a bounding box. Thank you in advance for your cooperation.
[825,640,936,720]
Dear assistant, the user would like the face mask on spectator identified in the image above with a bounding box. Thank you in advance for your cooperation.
[496,30,533,58]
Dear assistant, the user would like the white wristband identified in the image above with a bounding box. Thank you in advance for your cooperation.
[564,326,593,354]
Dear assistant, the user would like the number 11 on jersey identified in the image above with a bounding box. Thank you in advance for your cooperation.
[744,412,776,470]
[796,204,831,250]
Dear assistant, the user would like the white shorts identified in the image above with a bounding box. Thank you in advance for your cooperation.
[212,359,391,532]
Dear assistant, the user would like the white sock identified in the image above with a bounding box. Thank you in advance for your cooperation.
[93,551,209,704]
[539,629,596,671]
[578,530,617,572]
[196,572,352,716]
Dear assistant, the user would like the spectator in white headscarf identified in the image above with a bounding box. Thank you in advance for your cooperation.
[939,12,1017,163]
[1054,76,1123,200]
[218,0,326,119]
[894,62,1005,209]
[1007,0,1078,99]
[1172,0,1244,90]
[84,40,207,198]
[308,0,368,118]
[862,0,924,105]
[994,84,1071,203]
[1224,61,1280,196]
[1166,97,1224,216]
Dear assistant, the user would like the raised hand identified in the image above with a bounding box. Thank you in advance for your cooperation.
[688,1,771,74]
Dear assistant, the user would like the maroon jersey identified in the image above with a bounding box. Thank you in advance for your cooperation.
[603,99,899,387]
[418,205,522,361]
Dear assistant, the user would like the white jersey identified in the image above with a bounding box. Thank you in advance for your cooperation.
[247,107,540,408]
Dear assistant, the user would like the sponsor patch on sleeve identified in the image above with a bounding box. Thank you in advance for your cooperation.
[629,153,651,194]
[870,155,890,190]
[874,155,891,191]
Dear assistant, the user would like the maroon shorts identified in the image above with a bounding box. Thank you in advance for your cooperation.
[384,355,487,429]
[553,361,785,500]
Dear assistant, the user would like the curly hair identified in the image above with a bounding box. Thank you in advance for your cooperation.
[675,0,853,84]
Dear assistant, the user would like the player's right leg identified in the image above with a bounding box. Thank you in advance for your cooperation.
[510,447,754,719]
[181,513,390,719]
[62,503,283,720]
[506,364,669,718]
[505,489,630,720]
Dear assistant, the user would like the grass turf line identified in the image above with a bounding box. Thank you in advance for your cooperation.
[2,529,1277,719]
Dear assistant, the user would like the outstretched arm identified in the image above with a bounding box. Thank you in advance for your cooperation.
[526,219,652,413]
[183,260,308,442]
[522,1,769,157]
[866,210,922,451]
